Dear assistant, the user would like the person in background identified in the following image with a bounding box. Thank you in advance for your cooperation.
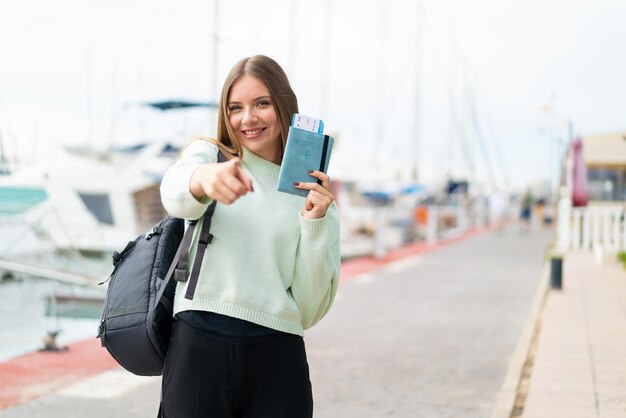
[542,198,555,228]
[535,197,546,229]
[158,54,340,418]
[519,189,533,233]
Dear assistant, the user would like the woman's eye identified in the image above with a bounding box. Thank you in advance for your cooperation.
[228,105,241,112]
[257,100,271,107]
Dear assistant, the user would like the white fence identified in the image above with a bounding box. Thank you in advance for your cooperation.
[559,203,626,253]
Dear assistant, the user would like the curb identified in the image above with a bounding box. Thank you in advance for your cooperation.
[490,258,551,418]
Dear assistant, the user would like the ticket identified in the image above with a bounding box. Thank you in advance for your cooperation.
[291,113,324,134]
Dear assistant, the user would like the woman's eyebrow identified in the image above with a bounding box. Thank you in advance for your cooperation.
[227,95,271,105]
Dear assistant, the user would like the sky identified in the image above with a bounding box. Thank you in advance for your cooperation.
[0,0,625,192]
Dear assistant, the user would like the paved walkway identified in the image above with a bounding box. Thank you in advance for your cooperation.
[516,253,626,418]
[308,225,552,417]
[0,224,555,417]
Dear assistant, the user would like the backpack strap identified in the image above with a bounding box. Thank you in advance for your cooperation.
[184,200,216,299]
[168,150,229,300]
[163,219,197,284]
[155,218,197,313]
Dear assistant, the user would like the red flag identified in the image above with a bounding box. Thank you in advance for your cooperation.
[572,138,588,207]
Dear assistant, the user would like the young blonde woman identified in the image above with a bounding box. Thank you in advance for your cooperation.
[159,55,340,417]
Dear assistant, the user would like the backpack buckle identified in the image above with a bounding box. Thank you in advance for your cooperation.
[174,268,188,282]
[199,232,213,246]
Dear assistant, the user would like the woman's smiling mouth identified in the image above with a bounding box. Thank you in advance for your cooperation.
[242,128,266,138]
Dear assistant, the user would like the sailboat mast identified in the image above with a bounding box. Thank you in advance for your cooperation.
[0,86,6,173]
[85,44,94,149]
[0,129,6,174]
[209,0,220,135]
[319,0,333,118]
[447,24,457,180]
[465,79,497,191]
[287,1,297,76]
[373,0,388,169]
[211,0,219,102]
[411,1,424,182]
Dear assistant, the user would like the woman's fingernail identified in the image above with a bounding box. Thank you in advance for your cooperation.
[308,170,314,174]
[293,182,299,186]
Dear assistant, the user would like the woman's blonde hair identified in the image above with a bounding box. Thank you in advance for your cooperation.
[192,55,297,164]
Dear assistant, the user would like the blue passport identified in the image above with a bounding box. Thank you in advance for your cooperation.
[277,126,334,197]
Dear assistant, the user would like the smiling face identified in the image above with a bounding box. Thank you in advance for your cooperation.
[227,75,281,164]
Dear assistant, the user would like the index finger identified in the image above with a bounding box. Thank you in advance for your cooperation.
[230,159,254,192]
[235,168,254,192]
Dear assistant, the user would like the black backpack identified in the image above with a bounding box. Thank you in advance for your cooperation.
[97,152,225,376]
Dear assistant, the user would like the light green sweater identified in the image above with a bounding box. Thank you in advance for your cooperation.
[159,140,340,336]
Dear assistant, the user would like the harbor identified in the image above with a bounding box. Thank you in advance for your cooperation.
[2,0,626,417]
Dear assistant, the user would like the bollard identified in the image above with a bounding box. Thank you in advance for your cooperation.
[550,256,563,289]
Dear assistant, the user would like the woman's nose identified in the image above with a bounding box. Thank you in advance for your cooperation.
[242,108,258,125]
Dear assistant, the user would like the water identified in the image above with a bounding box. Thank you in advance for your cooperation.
[0,219,109,362]
[0,276,106,361]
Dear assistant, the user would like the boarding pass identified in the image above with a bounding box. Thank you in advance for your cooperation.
[291,113,324,134]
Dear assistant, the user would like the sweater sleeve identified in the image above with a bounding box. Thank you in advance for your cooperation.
[160,140,218,220]
[291,202,341,329]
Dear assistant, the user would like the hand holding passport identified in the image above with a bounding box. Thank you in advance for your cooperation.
[277,113,334,198]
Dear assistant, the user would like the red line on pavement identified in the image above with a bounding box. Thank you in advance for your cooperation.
[0,338,119,410]
[340,225,488,282]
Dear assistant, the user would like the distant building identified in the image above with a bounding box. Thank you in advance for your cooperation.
[557,131,626,255]
[580,131,626,202]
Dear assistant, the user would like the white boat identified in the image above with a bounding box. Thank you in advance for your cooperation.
[0,140,178,254]
[0,99,218,255]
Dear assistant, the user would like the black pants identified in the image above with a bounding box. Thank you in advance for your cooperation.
[160,320,313,418]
